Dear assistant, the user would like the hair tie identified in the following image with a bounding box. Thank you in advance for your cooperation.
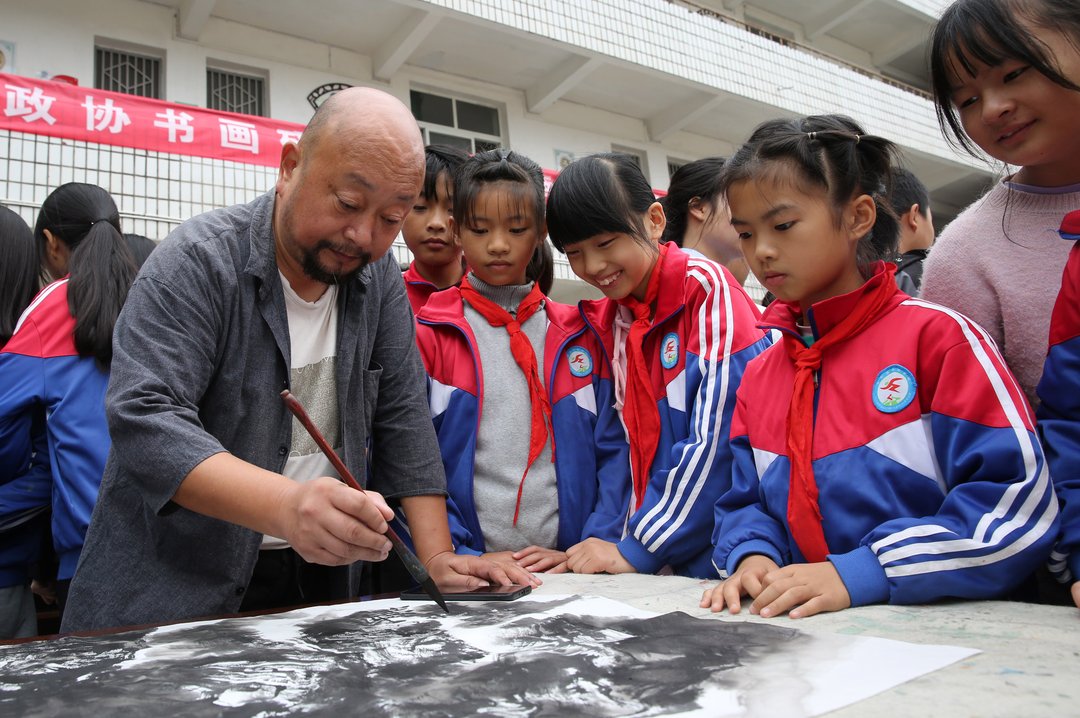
[853,134,861,144]
[807,132,817,141]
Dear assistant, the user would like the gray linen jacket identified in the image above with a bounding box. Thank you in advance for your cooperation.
[62,191,445,631]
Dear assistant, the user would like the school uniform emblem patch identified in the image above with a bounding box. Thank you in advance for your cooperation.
[872,364,917,413]
[660,332,679,369]
[567,346,593,377]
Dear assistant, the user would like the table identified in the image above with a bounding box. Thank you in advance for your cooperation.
[535,573,1080,717]
[2,573,1076,716]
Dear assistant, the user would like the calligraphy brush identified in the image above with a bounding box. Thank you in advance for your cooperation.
[280,389,449,613]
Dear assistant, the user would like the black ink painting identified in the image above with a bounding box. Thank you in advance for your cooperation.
[0,595,973,717]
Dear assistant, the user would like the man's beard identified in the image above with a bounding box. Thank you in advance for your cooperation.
[301,239,372,285]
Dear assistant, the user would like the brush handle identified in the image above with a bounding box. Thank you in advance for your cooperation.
[281,390,365,494]
[280,390,447,611]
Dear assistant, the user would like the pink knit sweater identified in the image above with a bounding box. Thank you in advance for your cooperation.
[921,180,1080,408]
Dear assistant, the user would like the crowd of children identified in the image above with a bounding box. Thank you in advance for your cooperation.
[0,184,149,637]
[2,0,1080,637]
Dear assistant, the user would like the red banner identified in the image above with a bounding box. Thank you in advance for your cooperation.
[0,72,305,167]
[0,72,665,197]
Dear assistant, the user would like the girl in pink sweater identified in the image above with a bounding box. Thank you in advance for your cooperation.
[921,0,1080,408]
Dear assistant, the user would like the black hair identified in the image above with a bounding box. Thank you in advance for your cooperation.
[0,205,39,347]
[661,157,726,246]
[123,233,158,269]
[421,144,469,201]
[526,238,555,295]
[930,0,1080,158]
[546,153,658,253]
[454,148,551,289]
[35,183,137,368]
[888,168,931,219]
[718,114,900,270]
[453,148,545,231]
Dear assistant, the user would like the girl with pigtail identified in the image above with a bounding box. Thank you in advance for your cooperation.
[412,149,628,576]
[0,183,139,621]
[701,115,1056,618]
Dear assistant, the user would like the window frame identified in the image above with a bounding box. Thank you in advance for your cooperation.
[410,87,504,154]
[94,37,165,99]
[206,60,269,118]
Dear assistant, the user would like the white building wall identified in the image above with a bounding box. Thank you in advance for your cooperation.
[4,0,730,175]
[419,0,976,169]
[2,0,743,284]
[894,0,951,16]
[3,0,371,123]
[1,0,957,301]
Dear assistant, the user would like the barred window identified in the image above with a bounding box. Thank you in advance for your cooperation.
[207,66,266,117]
[95,45,162,99]
[612,144,650,183]
[410,89,502,154]
[668,159,688,180]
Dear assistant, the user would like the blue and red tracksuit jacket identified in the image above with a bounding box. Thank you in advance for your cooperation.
[403,262,440,318]
[0,401,48,590]
[581,247,771,578]
[412,288,630,554]
[714,266,1059,606]
[0,279,112,581]
[1037,210,1080,584]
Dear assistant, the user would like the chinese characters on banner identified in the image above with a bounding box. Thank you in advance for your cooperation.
[0,72,606,197]
[0,72,304,167]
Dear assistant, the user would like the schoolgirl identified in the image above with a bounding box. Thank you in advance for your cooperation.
[701,115,1056,618]
[0,183,138,614]
[414,149,628,572]
[921,0,1080,407]
[545,153,770,578]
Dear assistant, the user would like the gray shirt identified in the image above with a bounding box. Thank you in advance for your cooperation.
[465,276,558,553]
[62,191,445,631]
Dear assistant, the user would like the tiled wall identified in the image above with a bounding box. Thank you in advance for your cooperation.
[0,127,769,298]
[893,0,951,17]
[420,0,972,167]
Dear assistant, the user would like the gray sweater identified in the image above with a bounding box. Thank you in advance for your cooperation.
[465,276,558,552]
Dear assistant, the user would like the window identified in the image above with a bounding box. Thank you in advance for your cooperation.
[95,42,163,99]
[410,89,502,153]
[667,158,689,180]
[207,64,267,117]
[612,144,650,183]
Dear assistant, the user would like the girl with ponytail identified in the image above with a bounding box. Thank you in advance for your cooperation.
[701,115,1056,618]
[0,183,137,615]
[545,153,769,578]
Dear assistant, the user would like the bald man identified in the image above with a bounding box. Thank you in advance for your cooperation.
[63,88,532,631]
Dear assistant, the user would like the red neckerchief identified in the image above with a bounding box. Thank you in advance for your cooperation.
[617,242,669,510]
[459,276,551,525]
[781,262,899,562]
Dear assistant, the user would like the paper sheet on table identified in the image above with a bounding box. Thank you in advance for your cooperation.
[0,593,977,717]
